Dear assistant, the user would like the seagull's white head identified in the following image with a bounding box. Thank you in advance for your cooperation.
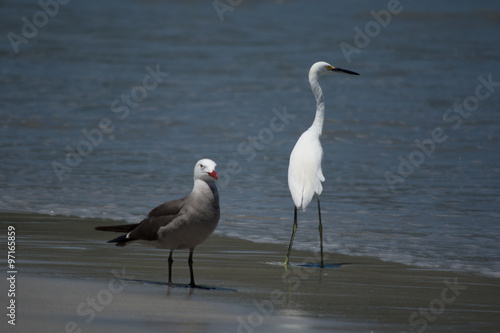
[194,159,218,182]
[309,61,359,79]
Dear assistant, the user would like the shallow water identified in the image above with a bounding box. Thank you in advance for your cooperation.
[1,0,500,277]
[3,212,499,333]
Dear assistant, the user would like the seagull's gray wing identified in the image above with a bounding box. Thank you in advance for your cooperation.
[97,197,186,246]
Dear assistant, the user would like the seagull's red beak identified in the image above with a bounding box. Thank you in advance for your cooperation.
[208,170,218,180]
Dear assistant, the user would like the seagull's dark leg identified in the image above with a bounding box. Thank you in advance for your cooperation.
[317,195,324,268]
[168,250,174,287]
[285,206,298,267]
[188,248,196,288]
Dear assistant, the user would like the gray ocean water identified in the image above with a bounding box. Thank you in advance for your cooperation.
[1,0,499,277]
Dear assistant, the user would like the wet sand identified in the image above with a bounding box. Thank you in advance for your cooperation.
[1,212,499,332]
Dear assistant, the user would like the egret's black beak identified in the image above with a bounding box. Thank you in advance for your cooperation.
[332,67,360,75]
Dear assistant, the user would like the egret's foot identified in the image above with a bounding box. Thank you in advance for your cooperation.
[297,262,343,269]
[183,283,215,290]
[187,284,237,291]
[193,284,215,290]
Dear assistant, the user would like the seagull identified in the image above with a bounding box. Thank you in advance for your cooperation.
[95,158,220,288]
[285,61,359,268]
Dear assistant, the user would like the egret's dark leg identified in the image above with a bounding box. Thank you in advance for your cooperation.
[285,206,298,267]
[168,250,174,287]
[188,248,196,288]
[317,196,324,268]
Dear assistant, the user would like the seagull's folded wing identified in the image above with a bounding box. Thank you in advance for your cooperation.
[127,197,186,241]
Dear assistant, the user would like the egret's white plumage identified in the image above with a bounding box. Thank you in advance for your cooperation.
[285,61,359,268]
[288,129,325,210]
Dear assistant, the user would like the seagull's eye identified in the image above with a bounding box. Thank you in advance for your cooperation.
[200,164,204,168]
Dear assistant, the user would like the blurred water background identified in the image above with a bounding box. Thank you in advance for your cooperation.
[1,0,499,277]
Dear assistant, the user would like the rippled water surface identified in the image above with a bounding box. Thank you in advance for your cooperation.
[1,0,500,277]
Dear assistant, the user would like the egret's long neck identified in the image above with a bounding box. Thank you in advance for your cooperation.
[309,73,325,136]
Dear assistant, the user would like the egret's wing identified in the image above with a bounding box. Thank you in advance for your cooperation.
[288,131,324,210]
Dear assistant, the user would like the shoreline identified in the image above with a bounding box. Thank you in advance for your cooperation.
[1,212,499,332]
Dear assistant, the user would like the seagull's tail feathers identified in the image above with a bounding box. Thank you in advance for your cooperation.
[95,223,140,247]
[107,234,135,247]
[95,223,139,233]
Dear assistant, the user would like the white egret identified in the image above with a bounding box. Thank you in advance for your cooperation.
[285,61,359,268]
[96,159,220,288]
